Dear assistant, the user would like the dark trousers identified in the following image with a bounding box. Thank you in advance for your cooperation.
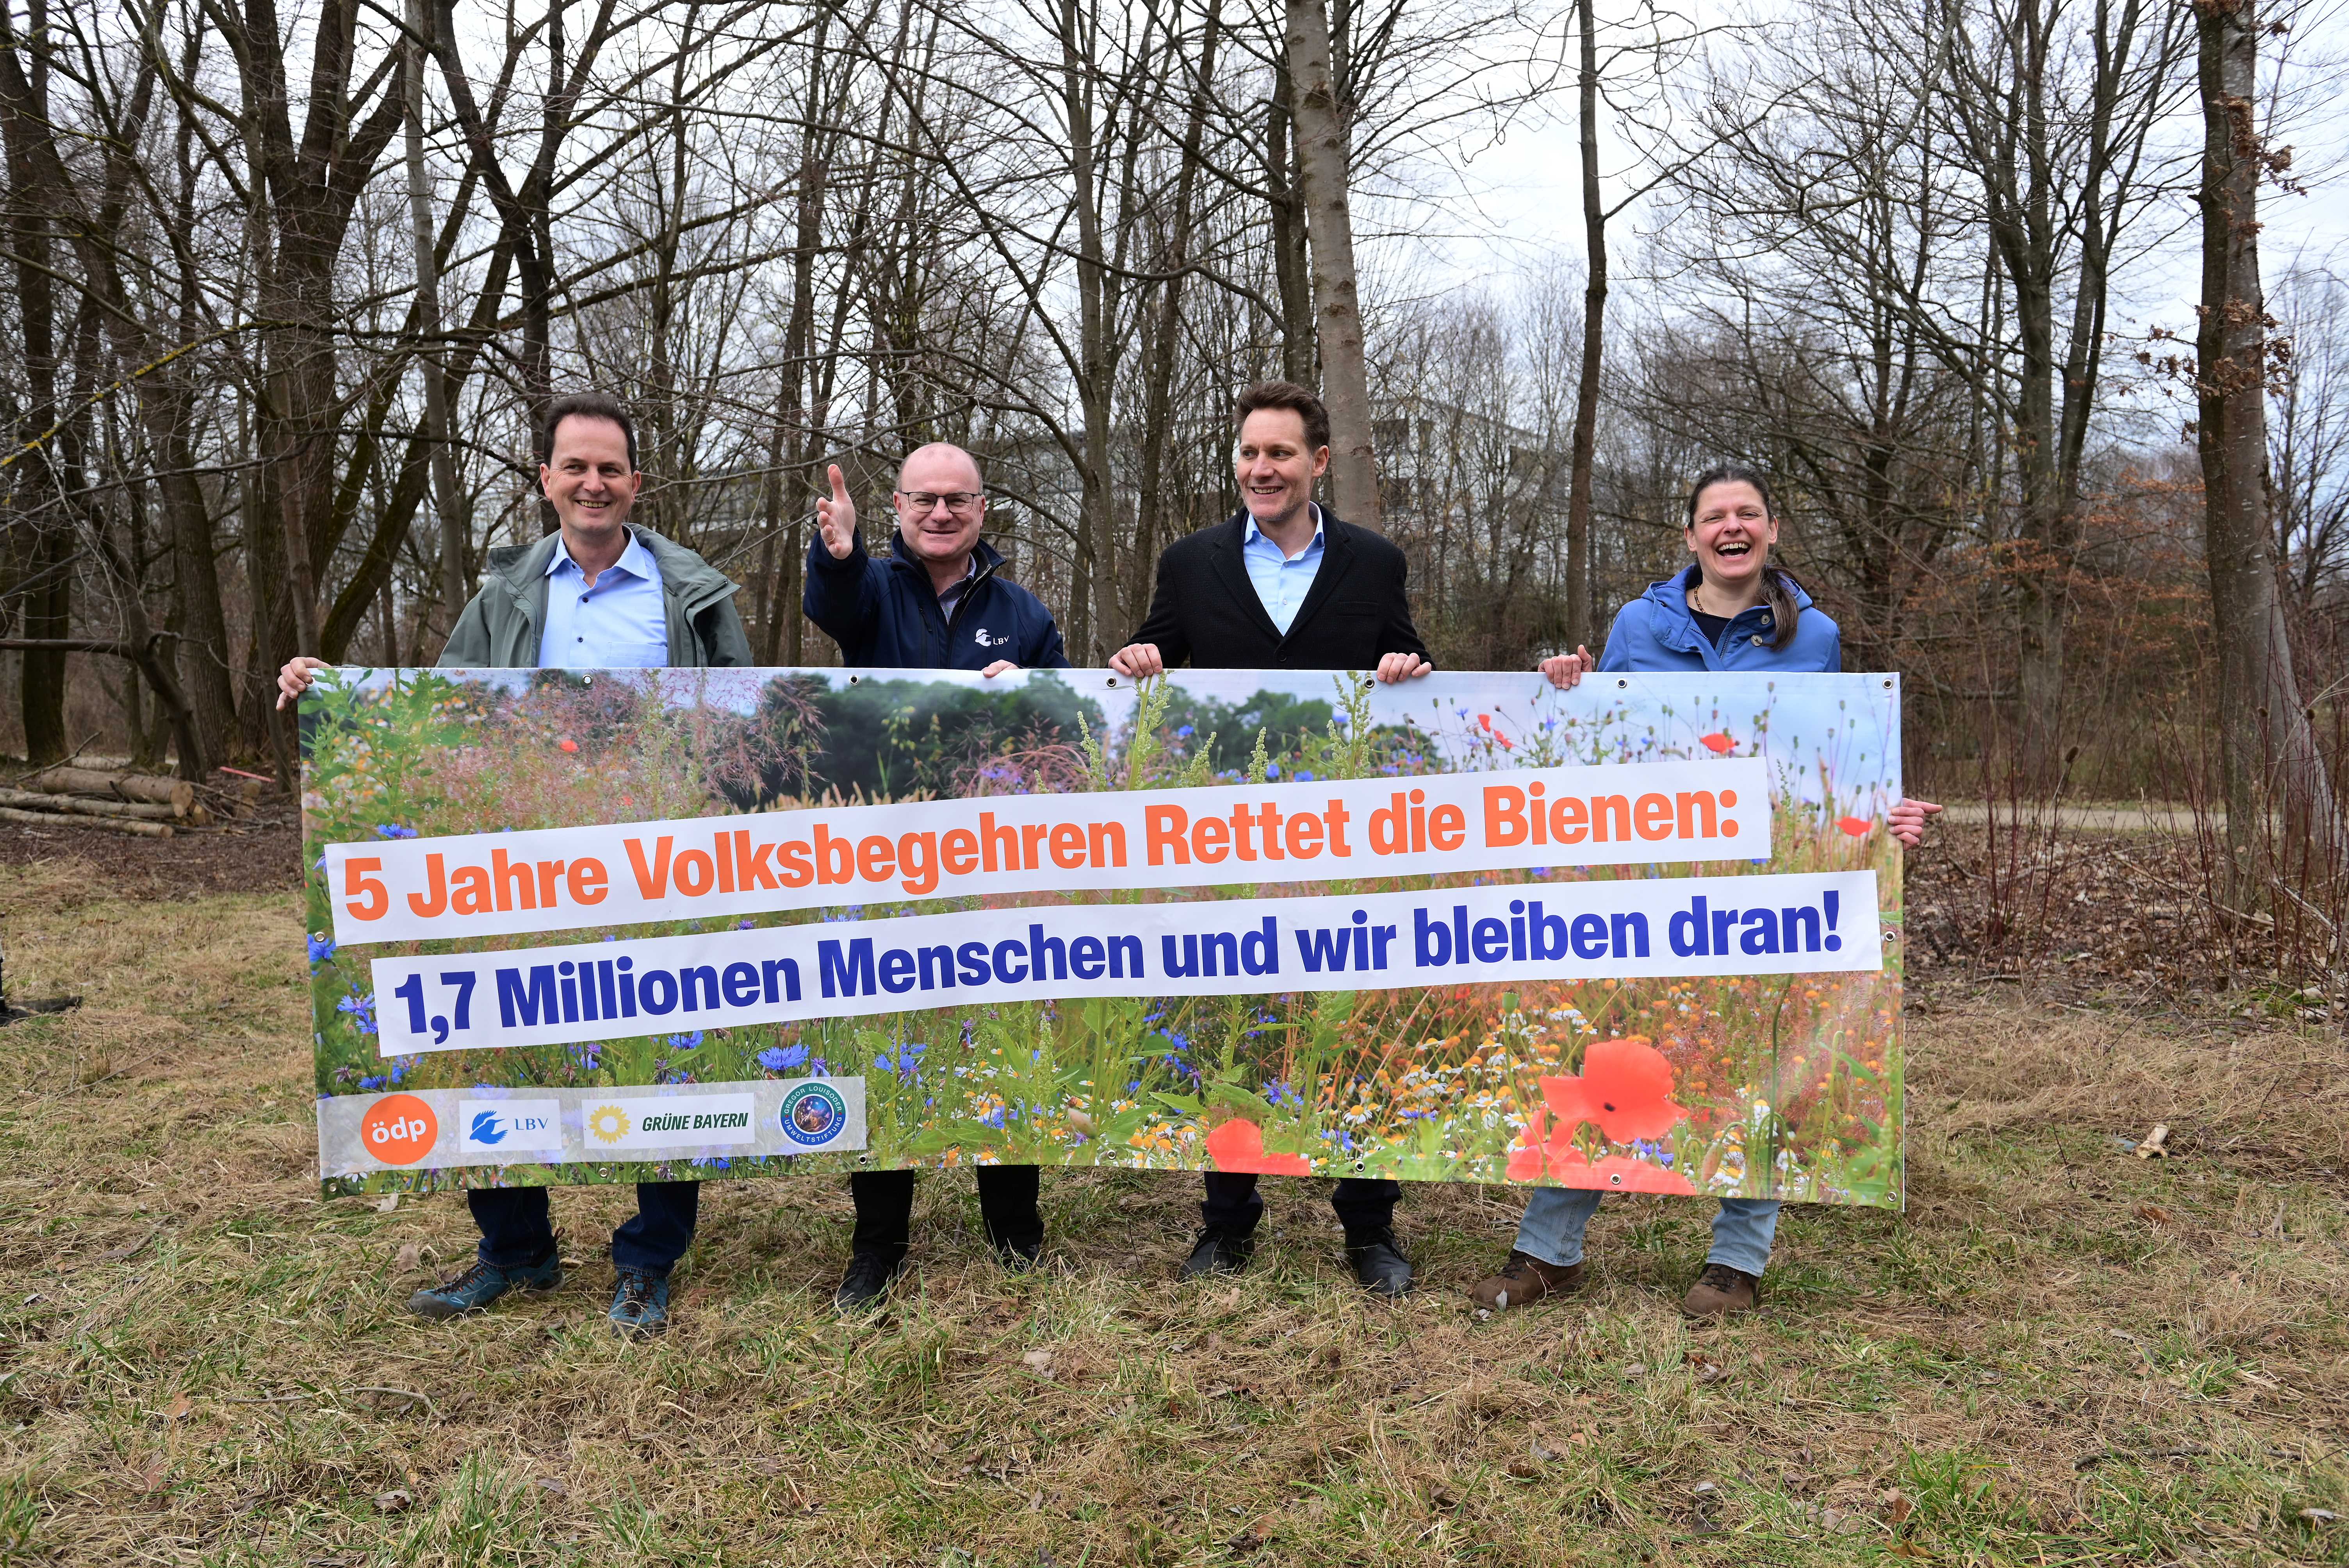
[469,1181,700,1277]
[1201,1173,1399,1240]
[850,1165,1041,1258]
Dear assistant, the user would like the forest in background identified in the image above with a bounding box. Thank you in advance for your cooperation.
[0,0,2343,861]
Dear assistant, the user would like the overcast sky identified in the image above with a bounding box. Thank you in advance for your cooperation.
[1416,0,2349,326]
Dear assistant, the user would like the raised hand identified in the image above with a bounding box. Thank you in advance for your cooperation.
[816,463,857,559]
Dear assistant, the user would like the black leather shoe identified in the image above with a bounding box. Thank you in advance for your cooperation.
[1178,1228,1255,1281]
[1346,1231,1414,1297]
[833,1249,906,1313]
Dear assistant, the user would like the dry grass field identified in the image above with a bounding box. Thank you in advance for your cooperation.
[0,848,2343,1566]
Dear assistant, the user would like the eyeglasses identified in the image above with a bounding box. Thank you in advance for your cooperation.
[898,491,983,513]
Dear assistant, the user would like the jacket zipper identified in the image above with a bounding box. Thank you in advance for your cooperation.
[941,558,1002,657]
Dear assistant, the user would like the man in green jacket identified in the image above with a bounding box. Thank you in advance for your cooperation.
[279,391,747,1336]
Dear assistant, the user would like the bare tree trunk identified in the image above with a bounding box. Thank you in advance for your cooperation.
[756,396,788,662]
[1,17,231,766]
[2,0,67,762]
[431,0,617,536]
[1060,0,1109,661]
[1265,63,1315,386]
[406,0,468,629]
[160,12,237,759]
[765,16,834,666]
[87,533,204,781]
[2193,0,2340,895]
[1564,0,1604,649]
[1135,0,1221,612]
[1284,0,1378,526]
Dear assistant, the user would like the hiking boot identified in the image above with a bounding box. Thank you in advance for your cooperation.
[407,1253,561,1320]
[1469,1251,1587,1311]
[833,1249,906,1313]
[1681,1262,1760,1319]
[1345,1230,1415,1298]
[608,1267,671,1337]
[1178,1228,1254,1281]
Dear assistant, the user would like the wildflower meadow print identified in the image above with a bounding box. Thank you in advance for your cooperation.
[303,666,1904,1209]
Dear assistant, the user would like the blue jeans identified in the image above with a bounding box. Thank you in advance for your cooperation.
[1515,1188,1779,1277]
[469,1181,700,1276]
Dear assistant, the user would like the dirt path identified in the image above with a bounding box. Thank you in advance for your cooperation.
[1934,800,2217,833]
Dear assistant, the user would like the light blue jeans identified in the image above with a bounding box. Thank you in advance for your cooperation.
[1515,1189,1780,1277]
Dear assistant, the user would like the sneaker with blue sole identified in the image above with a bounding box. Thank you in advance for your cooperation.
[608,1267,670,1336]
[408,1254,562,1320]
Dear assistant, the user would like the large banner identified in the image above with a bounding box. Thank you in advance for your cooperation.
[304,667,1905,1208]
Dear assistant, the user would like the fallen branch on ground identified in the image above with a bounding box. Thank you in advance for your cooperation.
[20,766,194,816]
[0,786,182,822]
[0,806,171,838]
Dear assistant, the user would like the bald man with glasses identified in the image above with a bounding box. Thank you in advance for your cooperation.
[802,440,1068,1309]
[804,442,1067,672]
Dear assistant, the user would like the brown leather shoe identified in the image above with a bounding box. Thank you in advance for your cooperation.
[1468,1251,1586,1311]
[1680,1262,1760,1319]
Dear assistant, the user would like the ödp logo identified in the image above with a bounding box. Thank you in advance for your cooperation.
[360,1093,439,1165]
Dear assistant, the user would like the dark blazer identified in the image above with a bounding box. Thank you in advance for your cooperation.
[1128,508,1430,670]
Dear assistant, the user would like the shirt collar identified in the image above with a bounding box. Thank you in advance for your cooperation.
[1242,503,1325,556]
[935,554,979,600]
[546,527,657,583]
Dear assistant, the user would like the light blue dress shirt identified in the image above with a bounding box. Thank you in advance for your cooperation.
[537,529,669,668]
[935,554,980,623]
[1241,505,1325,635]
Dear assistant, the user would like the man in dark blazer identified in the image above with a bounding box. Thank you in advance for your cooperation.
[1110,380,1431,1297]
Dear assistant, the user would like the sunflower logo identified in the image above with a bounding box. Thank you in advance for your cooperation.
[586,1105,630,1145]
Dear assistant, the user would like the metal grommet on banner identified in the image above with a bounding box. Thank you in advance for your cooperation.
[1882,677,1895,690]
[847,673,860,684]
[1105,676,1118,688]
[1616,678,1629,690]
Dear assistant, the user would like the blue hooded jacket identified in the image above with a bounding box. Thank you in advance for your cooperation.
[1597,563,1842,675]
[804,530,1069,671]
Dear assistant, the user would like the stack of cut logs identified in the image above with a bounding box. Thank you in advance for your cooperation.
[0,766,258,839]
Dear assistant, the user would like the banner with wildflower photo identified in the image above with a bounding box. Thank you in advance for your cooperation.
[302,665,1906,1208]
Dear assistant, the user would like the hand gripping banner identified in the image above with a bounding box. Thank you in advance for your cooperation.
[303,667,1906,1207]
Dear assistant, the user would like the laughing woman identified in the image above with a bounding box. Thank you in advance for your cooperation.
[1469,461,1939,1320]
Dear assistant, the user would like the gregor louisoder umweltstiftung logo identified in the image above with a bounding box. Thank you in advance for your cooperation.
[780,1083,847,1147]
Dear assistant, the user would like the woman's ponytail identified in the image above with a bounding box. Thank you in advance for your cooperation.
[1686,460,1800,651]
[1759,565,1802,651]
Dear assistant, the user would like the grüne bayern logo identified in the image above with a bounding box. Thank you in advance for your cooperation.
[779,1083,847,1147]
